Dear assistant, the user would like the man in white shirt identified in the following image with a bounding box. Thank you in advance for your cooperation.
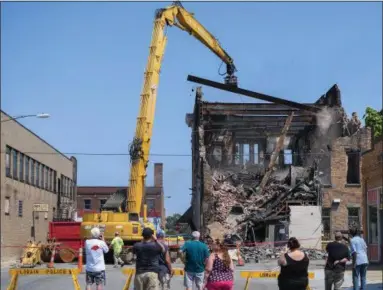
[85,227,109,290]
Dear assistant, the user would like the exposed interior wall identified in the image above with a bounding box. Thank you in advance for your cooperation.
[289,206,322,249]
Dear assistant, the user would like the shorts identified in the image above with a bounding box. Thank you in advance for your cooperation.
[160,273,171,290]
[86,271,105,286]
[134,272,160,290]
[184,271,204,289]
[206,281,234,290]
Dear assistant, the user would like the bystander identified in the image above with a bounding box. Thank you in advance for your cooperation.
[350,228,369,290]
[84,227,109,290]
[324,232,350,290]
[180,231,210,290]
[133,227,165,290]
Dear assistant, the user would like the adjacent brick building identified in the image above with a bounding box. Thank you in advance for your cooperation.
[1,111,77,262]
[362,138,382,263]
[76,163,165,226]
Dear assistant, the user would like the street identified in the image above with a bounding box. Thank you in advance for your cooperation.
[1,261,382,290]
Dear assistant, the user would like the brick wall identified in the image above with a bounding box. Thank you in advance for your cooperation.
[154,163,163,188]
[362,138,382,242]
[322,128,372,238]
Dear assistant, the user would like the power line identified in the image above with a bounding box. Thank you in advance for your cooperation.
[0,150,363,157]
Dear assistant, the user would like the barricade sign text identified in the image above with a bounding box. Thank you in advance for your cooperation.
[7,268,80,290]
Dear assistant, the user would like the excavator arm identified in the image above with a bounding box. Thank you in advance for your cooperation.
[127,3,238,221]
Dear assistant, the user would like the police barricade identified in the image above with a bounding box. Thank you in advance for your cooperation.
[240,271,315,290]
[7,268,81,290]
[122,268,185,290]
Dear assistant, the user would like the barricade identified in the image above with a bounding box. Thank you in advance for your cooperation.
[121,268,185,290]
[240,270,315,290]
[6,268,81,290]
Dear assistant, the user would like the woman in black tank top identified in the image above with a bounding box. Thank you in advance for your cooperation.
[277,237,309,290]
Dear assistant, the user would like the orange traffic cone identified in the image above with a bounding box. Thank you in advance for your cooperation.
[47,246,56,268]
[236,242,245,266]
[78,248,83,273]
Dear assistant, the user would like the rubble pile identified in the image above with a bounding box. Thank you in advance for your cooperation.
[204,165,320,237]
[240,246,326,262]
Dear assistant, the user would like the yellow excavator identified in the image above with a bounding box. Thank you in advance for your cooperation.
[80,2,238,263]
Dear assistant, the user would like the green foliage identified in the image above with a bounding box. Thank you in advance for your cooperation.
[165,213,189,235]
[363,107,383,138]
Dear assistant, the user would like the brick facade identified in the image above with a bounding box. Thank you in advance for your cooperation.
[76,163,165,225]
[362,138,382,263]
[1,111,77,262]
[322,128,372,239]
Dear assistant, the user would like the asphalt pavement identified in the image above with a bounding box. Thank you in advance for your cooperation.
[1,261,382,290]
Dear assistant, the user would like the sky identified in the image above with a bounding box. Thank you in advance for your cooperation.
[1,2,382,216]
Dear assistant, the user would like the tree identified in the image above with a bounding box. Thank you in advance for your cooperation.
[165,213,189,235]
[363,107,383,138]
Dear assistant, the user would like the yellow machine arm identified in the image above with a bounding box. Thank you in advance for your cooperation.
[127,3,238,221]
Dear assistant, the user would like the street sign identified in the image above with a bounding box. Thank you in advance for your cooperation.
[33,204,49,212]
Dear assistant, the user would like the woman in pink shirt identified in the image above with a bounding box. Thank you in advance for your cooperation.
[204,240,234,290]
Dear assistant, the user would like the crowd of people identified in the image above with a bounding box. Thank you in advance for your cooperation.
[83,226,369,290]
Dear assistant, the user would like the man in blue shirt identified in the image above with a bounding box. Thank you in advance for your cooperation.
[350,228,369,290]
[180,231,210,290]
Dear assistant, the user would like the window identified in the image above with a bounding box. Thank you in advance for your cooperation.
[36,163,40,186]
[41,166,45,188]
[31,160,35,186]
[19,153,24,182]
[368,206,378,244]
[348,207,360,230]
[18,200,23,217]
[53,171,57,193]
[12,150,18,179]
[346,150,360,184]
[84,199,92,210]
[284,149,293,165]
[243,144,250,164]
[25,157,30,183]
[48,169,52,191]
[45,167,48,189]
[253,144,259,164]
[70,181,73,199]
[5,146,11,177]
[322,208,331,240]
[100,199,107,209]
[63,177,67,196]
[146,198,155,211]
[4,197,10,215]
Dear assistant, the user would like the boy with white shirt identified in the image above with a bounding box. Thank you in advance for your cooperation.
[85,227,109,290]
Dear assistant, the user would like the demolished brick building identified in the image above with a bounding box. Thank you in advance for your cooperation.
[181,84,371,246]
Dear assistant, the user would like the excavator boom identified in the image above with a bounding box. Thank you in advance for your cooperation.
[127,3,237,221]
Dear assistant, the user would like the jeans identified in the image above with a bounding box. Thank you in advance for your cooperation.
[352,263,368,290]
[324,270,345,290]
[113,252,123,266]
[184,272,204,290]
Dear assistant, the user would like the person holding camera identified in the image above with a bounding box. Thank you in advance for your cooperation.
[277,237,309,290]
[133,227,166,290]
[85,227,109,290]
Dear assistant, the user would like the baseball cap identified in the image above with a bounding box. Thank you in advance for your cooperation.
[142,227,154,239]
[156,230,165,239]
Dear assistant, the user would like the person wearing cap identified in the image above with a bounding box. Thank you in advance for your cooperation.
[157,231,173,290]
[324,232,350,290]
[110,232,124,268]
[180,231,210,290]
[85,227,109,290]
[133,227,166,290]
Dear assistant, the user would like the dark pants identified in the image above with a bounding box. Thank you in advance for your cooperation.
[352,263,368,290]
[324,270,345,290]
[278,278,308,290]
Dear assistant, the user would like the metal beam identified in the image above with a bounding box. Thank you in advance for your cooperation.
[202,102,320,111]
[202,109,315,116]
[205,115,314,123]
[187,75,321,113]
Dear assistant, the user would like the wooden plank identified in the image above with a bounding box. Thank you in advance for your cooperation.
[257,112,294,193]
